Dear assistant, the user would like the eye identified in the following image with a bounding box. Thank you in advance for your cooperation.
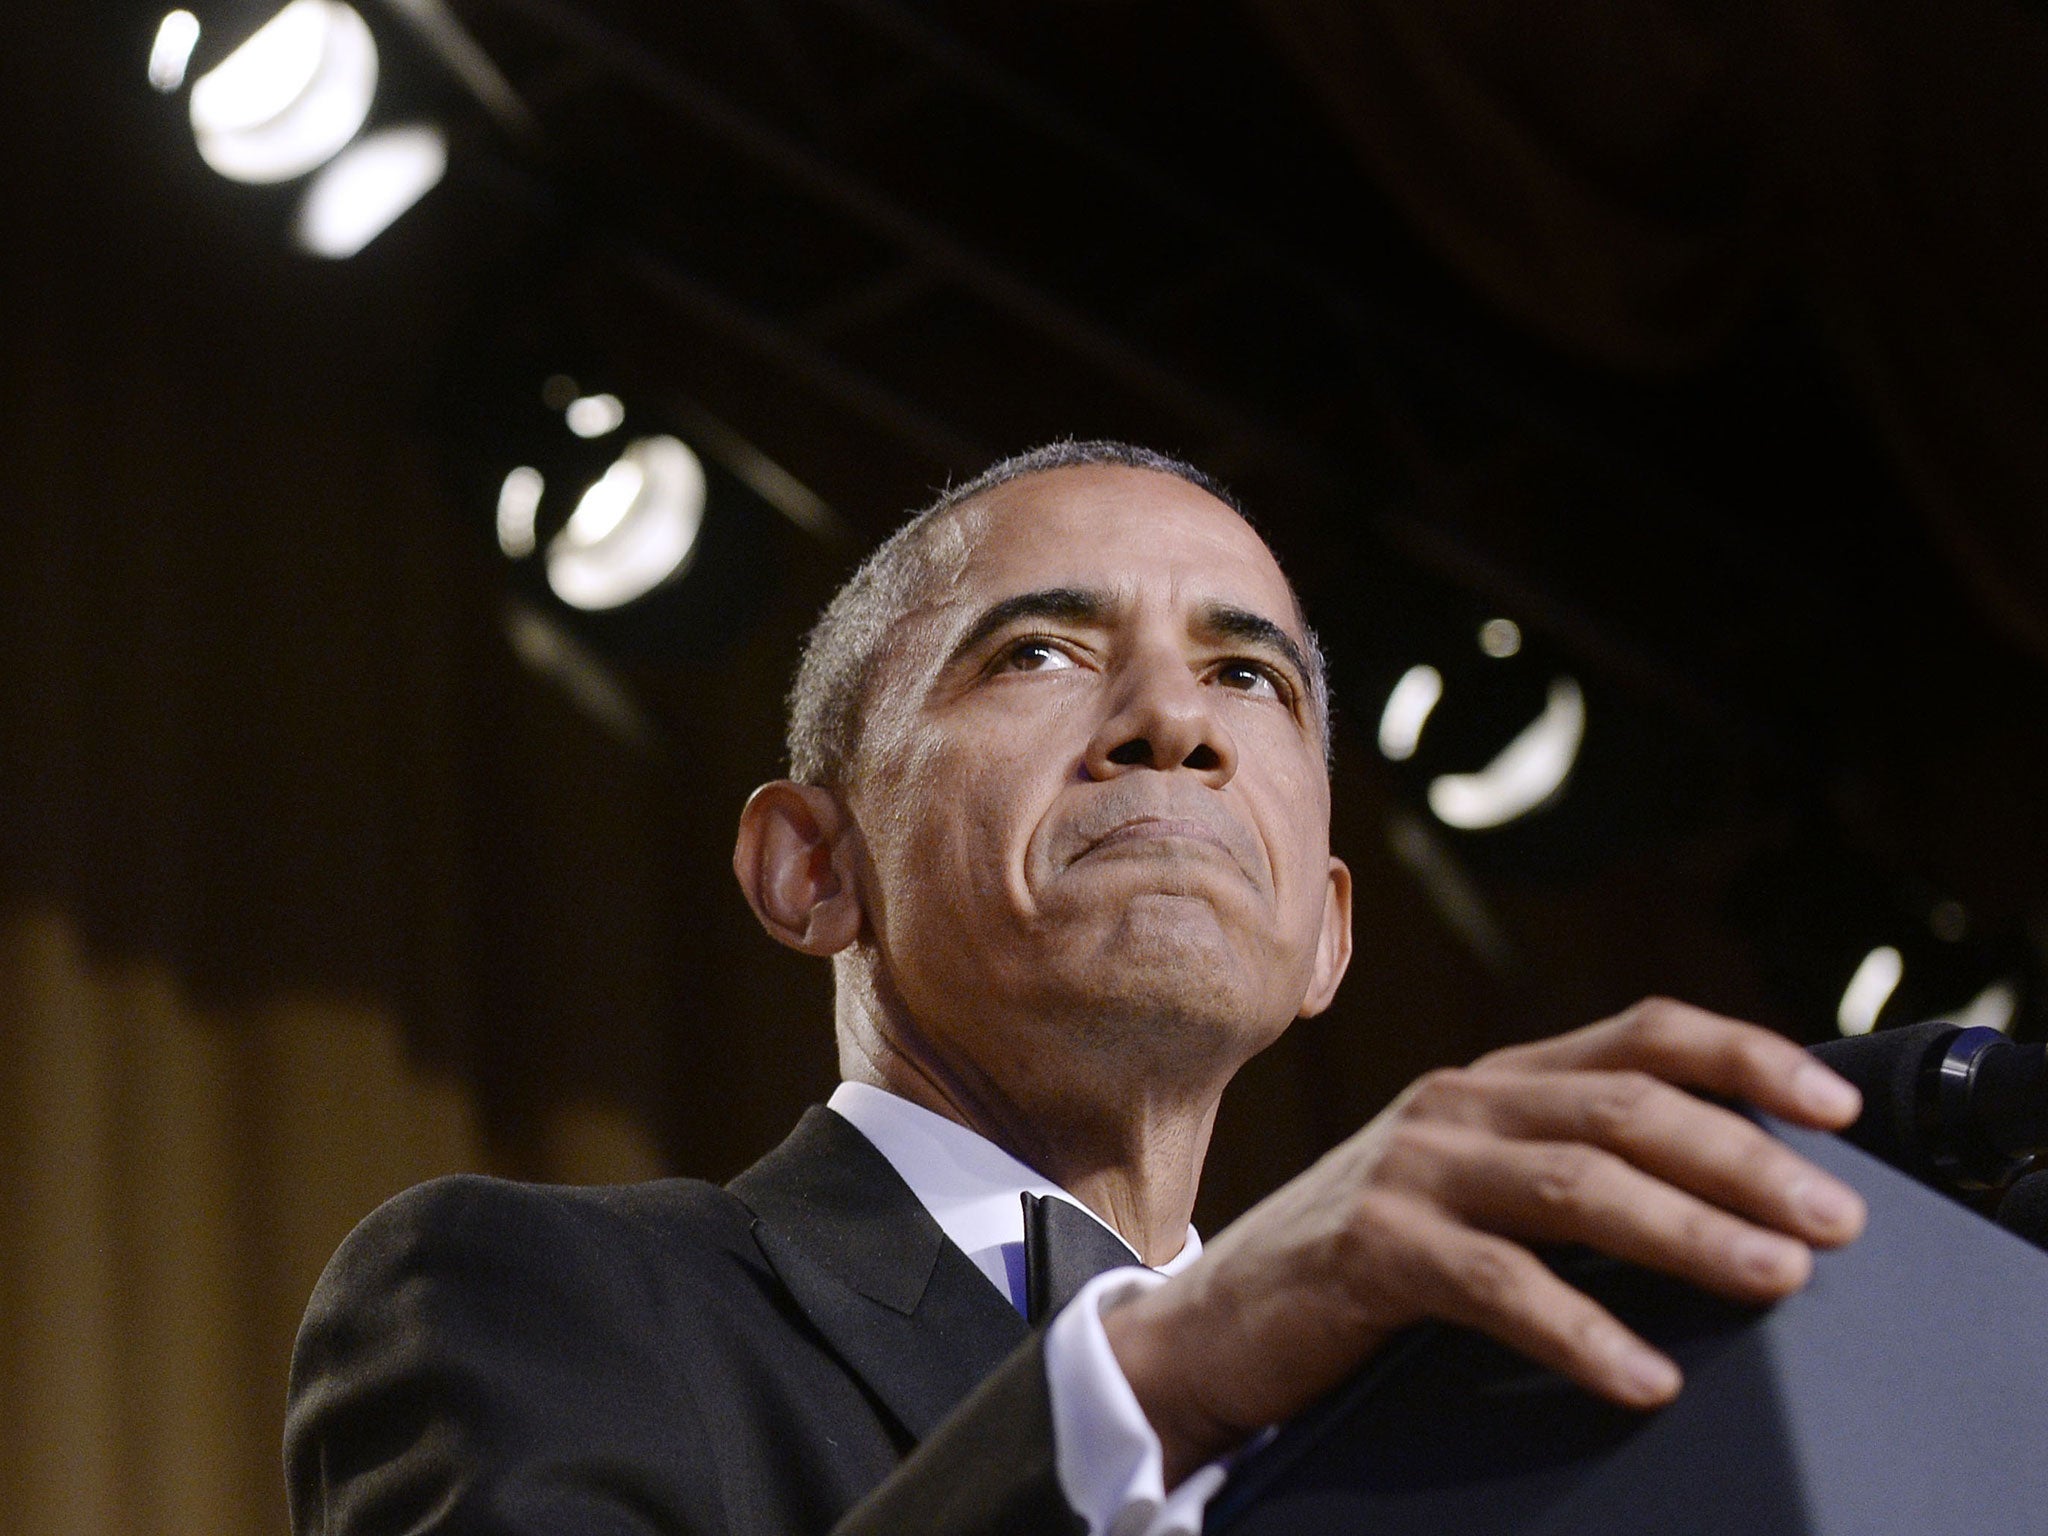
[1213,659,1285,700]
[998,638,1077,673]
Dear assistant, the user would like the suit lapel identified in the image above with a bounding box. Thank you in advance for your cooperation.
[729,1106,1031,1442]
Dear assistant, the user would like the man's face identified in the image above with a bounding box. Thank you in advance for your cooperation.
[841,464,1351,1100]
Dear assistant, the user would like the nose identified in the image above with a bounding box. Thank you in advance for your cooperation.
[1082,650,1238,786]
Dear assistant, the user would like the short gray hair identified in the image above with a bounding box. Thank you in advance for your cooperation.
[784,440,1330,787]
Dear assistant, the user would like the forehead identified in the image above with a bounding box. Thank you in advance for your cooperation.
[936,465,1301,628]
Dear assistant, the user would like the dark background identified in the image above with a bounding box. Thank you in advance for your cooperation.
[5,4,2048,1531]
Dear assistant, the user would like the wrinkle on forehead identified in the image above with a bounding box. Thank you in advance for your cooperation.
[943,480,1303,644]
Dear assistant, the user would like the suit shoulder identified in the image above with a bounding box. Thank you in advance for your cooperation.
[316,1170,758,1305]
[288,1174,763,1536]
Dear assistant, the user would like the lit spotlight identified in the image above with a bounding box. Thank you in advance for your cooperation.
[189,0,377,184]
[546,436,707,611]
[1837,945,1904,1036]
[1427,676,1586,830]
[1478,617,1522,658]
[1377,664,1443,762]
[1954,977,2021,1036]
[565,393,626,439]
[496,466,543,557]
[149,10,201,92]
[294,123,445,257]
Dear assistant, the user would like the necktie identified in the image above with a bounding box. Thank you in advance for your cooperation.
[1022,1191,1141,1325]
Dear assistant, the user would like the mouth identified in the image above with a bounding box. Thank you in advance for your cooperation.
[1079,815,1236,861]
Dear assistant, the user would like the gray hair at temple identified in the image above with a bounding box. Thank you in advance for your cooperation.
[784,439,1333,789]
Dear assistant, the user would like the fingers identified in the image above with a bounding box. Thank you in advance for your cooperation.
[1116,997,1873,1465]
[1474,997,1863,1131]
[1399,1066,1865,1249]
[1379,1121,1815,1304]
[1369,1192,1682,1408]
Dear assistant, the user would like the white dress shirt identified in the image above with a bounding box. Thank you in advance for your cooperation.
[827,1081,1230,1536]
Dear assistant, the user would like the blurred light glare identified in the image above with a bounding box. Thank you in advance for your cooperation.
[149,11,202,92]
[1478,617,1522,658]
[1377,664,1443,762]
[1955,978,2020,1036]
[294,124,446,257]
[1837,945,1904,1036]
[496,466,543,557]
[566,459,644,546]
[190,1,377,184]
[546,435,707,611]
[566,394,626,438]
[1426,676,1586,830]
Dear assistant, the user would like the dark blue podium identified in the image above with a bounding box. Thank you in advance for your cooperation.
[1211,1123,2048,1535]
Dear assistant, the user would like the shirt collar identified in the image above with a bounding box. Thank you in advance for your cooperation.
[825,1080,1202,1314]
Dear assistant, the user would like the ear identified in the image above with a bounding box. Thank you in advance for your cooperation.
[1297,855,1353,1018]
[733,781,866,956]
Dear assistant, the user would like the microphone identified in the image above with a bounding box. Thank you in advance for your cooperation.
[1809,1020,2048,1190]
[1996,1169,2048,1251]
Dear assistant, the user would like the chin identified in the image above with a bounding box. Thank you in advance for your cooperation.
[1016,886,1305,1043]
[1040,917,1293,1060]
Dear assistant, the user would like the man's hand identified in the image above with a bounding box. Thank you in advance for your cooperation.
[1101,998,1868,1488]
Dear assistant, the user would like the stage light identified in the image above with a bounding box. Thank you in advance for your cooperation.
[1837,945,1904,1036]
[1426,676,1585,830]
[189,0,377,184]
[293,123,446,257]
[545,435,707,611]
[149,11,202,93]
[1377,664,1443,762]
[496,466,543,557]
[1478,617,1522,658]
[1955,978,2020,1036]
[565,394,626,439]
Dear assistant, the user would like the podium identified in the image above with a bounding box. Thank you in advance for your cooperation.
[1210,1123,2048,1535]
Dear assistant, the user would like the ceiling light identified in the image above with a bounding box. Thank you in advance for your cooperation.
[189,0,377,184]
[294,124,446,257]
[149,11,201,93]
[546,436,707,611]
[1427,676,1586,830]
[1377,664,1443,762]
[1837,945,1904,1036]
[1478,617,1522,658]
[1953,977,2020,1036]
[565,394,626,438]
[496,466,543,557]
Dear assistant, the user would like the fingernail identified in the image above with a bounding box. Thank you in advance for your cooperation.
[1732,1230,1805,1284]
[1795,1062,1860,1119]
[1619,1345,1681,1404]
[1793,1175,1864,1232]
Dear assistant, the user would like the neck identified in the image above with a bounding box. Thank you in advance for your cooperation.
[836,963,1228,1265]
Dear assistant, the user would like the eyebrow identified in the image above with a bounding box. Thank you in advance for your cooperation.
[944,586,1311,693]
[944,587,1108,669]
[1196,603,1313,692]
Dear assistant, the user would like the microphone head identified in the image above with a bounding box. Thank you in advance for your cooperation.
[1809,1019,1960,1184]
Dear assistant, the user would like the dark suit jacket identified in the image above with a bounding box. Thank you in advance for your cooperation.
[284,1106,1089,1535]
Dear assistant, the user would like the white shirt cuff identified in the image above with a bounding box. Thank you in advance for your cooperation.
[1044,1268,1231,1536]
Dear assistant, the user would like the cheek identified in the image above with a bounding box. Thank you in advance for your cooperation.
[869,728,1043,925]
[1254,758,1333,915]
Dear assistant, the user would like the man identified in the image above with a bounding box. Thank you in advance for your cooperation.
[285,441,1866,1535]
